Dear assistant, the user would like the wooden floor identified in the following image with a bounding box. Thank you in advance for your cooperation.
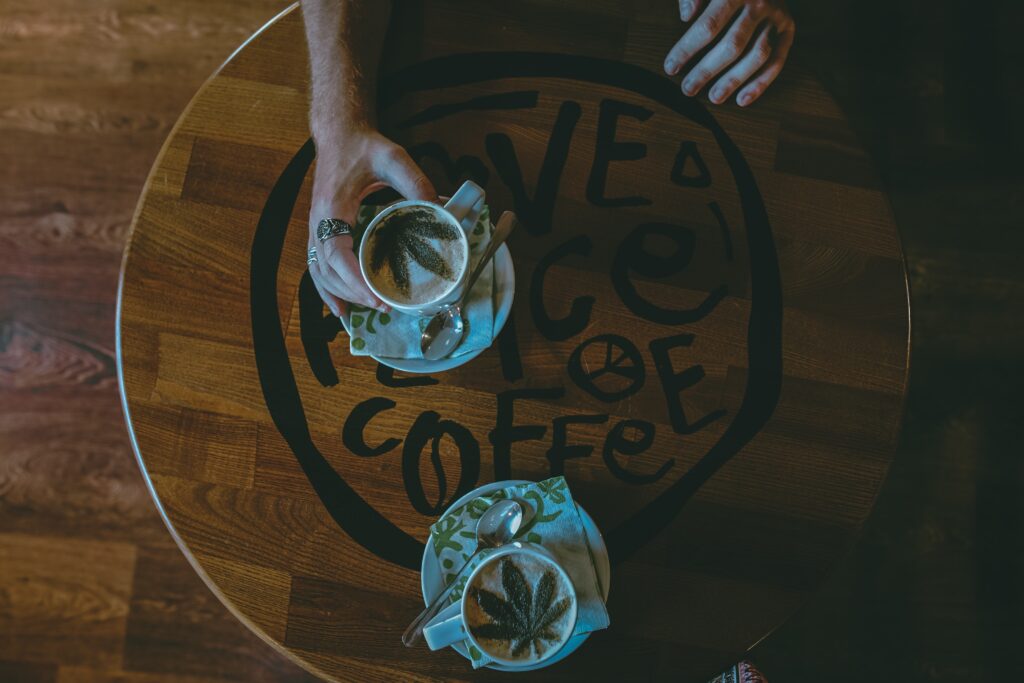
[0,1,1020,682]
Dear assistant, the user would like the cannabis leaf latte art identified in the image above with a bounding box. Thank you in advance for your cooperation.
[465,555,577,663]
[363,206,467,306]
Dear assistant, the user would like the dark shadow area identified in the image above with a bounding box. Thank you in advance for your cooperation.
[751,1,1024,681]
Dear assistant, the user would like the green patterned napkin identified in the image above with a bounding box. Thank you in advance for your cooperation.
[428,477,609,668]
[347,203,495,358]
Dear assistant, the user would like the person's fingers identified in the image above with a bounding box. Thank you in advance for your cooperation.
[735,25,794,106]
[310,267,345,317]
[321,236,389,312]
[709,21,774,104]
[312,252,358,305]
[678,0,704,23]
[310,189,363,234]
[664,0,737,76]
[317,262,363,308]
[375,144,437,202]
[308,237,347,316]
[310,236,361,307]
[680,7,758,97]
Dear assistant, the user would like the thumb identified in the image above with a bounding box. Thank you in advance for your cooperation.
[379,145,437,202]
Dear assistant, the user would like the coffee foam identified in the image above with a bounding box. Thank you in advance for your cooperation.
[464,554,575,663]
[363,206,466,306]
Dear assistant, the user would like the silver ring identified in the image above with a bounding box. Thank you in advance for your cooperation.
[317,218,352,242]
[307,247,318,265]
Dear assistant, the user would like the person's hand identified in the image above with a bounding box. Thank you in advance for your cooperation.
[308,124,437,316]
[664,0,794,107]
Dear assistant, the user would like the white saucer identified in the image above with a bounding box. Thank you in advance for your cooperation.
[339,243,514,374]
[420,480,611,672]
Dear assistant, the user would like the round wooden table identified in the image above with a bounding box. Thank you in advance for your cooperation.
[117,3,910,681]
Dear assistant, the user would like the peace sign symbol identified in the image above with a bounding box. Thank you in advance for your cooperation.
[567,334,646,403]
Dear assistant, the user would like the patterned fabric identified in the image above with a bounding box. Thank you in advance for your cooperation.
[707,661,767,683]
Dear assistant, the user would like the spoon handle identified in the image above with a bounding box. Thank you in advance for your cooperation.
[401,552,477,647]
[457,211,517,307]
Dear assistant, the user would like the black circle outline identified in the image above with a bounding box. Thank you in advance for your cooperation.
[568,334,646,403]
[250,52,782,569]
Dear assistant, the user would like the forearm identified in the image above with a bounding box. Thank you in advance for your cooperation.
[301,0,391,143]
[301,0,435,315]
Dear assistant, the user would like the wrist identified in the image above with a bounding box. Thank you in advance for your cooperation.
[311,107,376,144]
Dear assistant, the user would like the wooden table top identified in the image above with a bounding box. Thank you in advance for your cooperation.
[117,2,910,681]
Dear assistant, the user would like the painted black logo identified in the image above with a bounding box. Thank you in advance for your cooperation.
[251,53,782,570]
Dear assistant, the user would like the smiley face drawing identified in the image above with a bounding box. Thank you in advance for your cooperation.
[251,53,782,569]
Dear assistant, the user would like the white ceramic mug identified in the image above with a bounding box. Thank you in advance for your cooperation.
[358,180,484,316]
[422,543,579,669]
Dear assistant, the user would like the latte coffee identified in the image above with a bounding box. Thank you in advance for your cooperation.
[465,553,577,664]
[362,205,467,306]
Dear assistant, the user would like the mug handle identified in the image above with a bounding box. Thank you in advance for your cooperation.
[422,600,464,651]
[443,180,485,226]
